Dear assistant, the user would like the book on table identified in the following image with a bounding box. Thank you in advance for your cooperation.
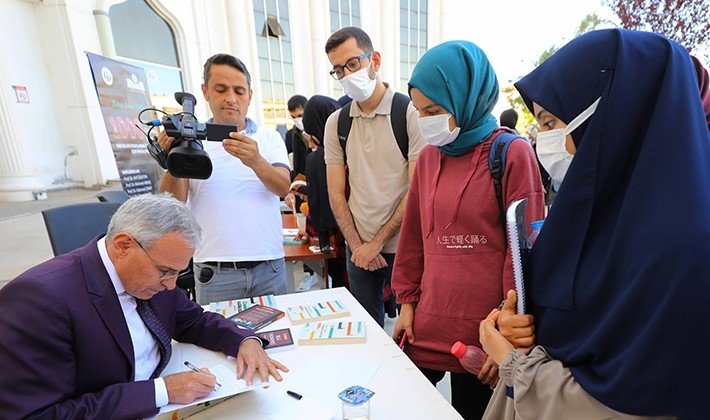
[227,304,285,331]
[286,300,350,325]
[256,328,294,349]
[297,320,366,345]
[209,294,276,319]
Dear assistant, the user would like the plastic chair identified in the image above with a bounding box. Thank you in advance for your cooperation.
[96,190,130,204]
[41,202,122,256]
[42,200,197,301]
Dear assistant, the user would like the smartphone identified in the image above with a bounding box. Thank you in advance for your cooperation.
[205,123,239,141]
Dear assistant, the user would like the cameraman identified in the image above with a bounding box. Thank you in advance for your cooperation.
[157,54,291,304]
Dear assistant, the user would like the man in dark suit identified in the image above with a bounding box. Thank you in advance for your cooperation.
[0,193,288,419]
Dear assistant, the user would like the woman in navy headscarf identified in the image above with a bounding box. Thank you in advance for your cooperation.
[480,29,710,419]
[391,40,545,419]
[300,95,348,288]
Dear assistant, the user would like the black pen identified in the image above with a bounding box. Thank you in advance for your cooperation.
[184,361,222,388]
[287,390,303,400]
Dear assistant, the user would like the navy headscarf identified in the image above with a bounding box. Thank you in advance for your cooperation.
[408,40,499,156]
[302,95,341,231]
[515,29,710,418]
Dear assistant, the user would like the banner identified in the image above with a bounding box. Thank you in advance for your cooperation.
[86,52,162,195]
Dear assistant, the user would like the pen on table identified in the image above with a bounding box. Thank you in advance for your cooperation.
[398,331,408,349]
[184,361,222,388]
[287,390,303,400]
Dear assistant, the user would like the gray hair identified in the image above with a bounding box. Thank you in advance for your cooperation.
[106,193,202,250]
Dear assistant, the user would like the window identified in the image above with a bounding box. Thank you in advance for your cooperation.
[254,0,294,131]
[329,0,361,97]
[399,0,428,89]
[109,0,183,112]
[262,14,285,38]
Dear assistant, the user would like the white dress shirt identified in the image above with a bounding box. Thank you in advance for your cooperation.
[97,237,169,407]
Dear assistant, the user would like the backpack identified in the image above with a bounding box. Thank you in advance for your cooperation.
[488,129,526,244]
[337,92,410,163]
[338,94,520,243]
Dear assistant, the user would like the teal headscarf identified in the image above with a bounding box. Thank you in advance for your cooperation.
[408,40,500,156]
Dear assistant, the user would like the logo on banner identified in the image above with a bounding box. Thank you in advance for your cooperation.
[127,74,146,92]
[101,67,113,86]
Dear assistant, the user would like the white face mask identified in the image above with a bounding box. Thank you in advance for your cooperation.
[292,117,304,131]
[339,61,377,102]
[537,98,600,185]
[418,113,461,147]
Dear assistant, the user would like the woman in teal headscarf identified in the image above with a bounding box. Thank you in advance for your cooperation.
[390,40,545,419]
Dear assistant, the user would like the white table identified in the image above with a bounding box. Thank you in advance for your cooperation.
[163,287,462,419]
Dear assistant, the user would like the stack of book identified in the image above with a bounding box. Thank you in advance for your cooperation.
[298,320,366,345]
[286,300,350,325]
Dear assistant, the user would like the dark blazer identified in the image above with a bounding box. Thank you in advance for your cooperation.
[0,237,258,419]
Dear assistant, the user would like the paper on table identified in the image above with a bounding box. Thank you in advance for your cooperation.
[157,364,262,415]
[283,228,300,236]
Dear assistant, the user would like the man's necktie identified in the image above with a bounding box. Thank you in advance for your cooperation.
[136,299,172,379]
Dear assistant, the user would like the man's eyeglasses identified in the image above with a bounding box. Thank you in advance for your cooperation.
[133,237,181,280]
[329,52,372,80]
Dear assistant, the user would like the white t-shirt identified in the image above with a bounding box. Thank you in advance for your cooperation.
[188,119,289,262]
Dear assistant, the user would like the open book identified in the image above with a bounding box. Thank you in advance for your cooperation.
[506,198,529,314]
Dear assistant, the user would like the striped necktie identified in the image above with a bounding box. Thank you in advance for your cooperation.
[136,299,172,379]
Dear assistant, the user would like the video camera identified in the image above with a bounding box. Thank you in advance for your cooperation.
[142,92,213,179]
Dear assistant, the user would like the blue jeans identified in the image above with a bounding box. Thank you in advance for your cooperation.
[193,258,287,305]
[345,245,395,327]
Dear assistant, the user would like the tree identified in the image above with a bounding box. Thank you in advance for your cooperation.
[605,0,710,62]
[505,14,604,136]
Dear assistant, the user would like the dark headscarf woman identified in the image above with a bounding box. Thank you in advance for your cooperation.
[481,29,710,419]
[301,95,347,288]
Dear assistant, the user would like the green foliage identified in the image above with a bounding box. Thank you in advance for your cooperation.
[507,13,604,133]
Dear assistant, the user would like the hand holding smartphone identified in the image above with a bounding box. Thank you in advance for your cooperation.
[206,123,239,141]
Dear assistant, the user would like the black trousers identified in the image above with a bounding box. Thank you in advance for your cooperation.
[419,366,493,420]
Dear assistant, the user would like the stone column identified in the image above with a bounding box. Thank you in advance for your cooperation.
[93,8,117,58]
[0,72,44,202]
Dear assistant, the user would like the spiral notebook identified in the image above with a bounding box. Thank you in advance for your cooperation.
[506,198,530,314]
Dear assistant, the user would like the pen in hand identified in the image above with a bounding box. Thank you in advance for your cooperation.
[184,361,221,388]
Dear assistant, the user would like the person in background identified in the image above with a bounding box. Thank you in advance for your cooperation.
[286,94,310,181]
[159,53,291,305]
[499,108,519,132]
[323,26,426,327]
[526,122,555,206]
[0,193,288,419]
[295,94,349,289]
[391,40,545,419]
[481,29,710,420]
[691,55,710,130]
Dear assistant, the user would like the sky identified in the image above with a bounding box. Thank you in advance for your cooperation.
[438,0,617,114]
[441,0,616,85]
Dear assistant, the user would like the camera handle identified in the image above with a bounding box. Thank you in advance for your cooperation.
[147,136,168,169]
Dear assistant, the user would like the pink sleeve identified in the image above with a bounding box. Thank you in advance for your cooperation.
[391,165,424,305]
[500,139,547,297]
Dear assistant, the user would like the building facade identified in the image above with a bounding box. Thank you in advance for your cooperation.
[0,0,444,201]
